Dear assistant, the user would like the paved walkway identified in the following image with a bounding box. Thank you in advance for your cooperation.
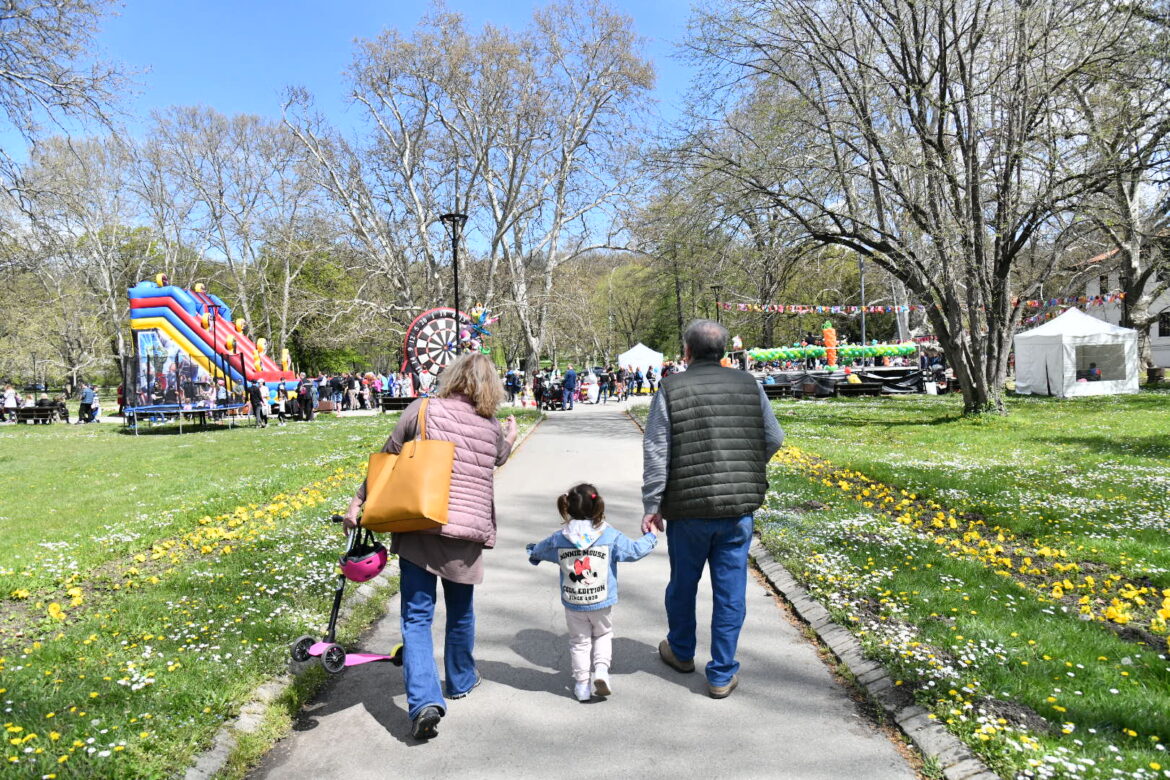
[254,403,915,779]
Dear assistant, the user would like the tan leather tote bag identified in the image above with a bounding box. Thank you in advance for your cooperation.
[361,399,455,533]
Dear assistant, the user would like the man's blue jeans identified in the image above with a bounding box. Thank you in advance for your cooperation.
[562,386,574,409]
[664,515,753,686]
[399,558,477,720]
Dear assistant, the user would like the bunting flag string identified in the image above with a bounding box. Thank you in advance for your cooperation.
[718,292,1125,317]
[718,301,925,315]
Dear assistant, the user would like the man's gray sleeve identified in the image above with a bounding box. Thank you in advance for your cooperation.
[759,385,785,457]
[641,390,671,515]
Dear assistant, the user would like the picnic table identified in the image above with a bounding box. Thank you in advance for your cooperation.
[834,380,884,397]
[379,395,414,413]
[762,383,794,399]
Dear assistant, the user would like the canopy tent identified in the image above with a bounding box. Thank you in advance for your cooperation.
[1014,308,1139,398]
[616,343,664,376]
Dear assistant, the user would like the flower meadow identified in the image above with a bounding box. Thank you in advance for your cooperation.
[759,391,1170,779]
[0,410,541,777]
[1,465,370,777]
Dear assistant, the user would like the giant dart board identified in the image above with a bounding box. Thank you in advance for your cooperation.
[402,307,472,379]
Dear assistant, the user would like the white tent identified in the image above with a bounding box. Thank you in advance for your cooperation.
[616,343,664,377]
[1014,308,1139,398]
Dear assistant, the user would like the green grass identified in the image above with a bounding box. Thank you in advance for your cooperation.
[0,416,395,586]
[746,390,1170,779]
[770,392,1170,587]
[0,408,541,777]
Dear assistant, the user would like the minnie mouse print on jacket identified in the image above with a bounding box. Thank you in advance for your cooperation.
[527,520,657,611]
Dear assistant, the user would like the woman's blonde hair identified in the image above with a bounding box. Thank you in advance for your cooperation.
[437,352,505,417]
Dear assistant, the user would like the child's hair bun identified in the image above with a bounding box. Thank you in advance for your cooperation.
[557,483,605,526]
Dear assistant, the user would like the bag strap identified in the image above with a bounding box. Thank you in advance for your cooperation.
[416,398,429,441]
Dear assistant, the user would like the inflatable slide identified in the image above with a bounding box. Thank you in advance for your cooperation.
[128,275,294,404]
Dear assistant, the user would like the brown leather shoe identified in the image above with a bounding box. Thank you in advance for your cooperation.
[658,639,695,673]
[708,675,739,699]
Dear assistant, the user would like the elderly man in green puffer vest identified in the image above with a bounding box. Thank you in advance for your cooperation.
[641,319,784,699]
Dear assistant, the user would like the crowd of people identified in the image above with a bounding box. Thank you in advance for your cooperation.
[3,359,693,427]
[1,383,94,424]
[517,363,683,410]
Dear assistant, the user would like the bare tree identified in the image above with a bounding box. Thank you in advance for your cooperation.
[21,135,154,384]
[685,0,1137,412]
[288,2,654,373]
[0,0,124,190]
[1073,2,1170,378]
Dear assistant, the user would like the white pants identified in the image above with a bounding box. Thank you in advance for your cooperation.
[565,606,613,682]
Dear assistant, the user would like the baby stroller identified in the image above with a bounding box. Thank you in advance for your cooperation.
[290,515,404,674]
[540,380,565,411]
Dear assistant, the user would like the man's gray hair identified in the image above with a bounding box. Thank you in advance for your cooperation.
[683,319,729,362]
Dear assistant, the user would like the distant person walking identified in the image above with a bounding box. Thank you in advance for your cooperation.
[342,352,517,741]
[641,319,784,699]
[248,382,269,428]
[296,374,315,421]
[562,364,578,410]
[274,382,291,425]
[595,367,610,404]
[2,385,18,422]
[78,384,96,423]
[504,369,520,404]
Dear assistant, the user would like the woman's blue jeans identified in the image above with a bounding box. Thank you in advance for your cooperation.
[399,558,477,720]
[664,515,753,686]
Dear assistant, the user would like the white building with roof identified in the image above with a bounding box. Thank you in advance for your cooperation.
[1084,267,1170,369]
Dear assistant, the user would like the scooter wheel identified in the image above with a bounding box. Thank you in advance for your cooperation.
[290,635,316,663]
[390,642,404,667]
[321,643,347,674]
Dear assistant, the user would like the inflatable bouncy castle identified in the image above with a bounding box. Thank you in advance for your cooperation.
[128,275,294,405]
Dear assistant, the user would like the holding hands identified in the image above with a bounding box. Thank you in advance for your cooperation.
[641,513,663,534]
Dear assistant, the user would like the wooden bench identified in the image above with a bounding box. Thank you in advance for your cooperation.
[379,396,413,413]
[15,406,56,424]
[835,381,884,397]
[762,383,793,399]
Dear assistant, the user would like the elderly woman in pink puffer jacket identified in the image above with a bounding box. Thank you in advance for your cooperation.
[343,352,517,741]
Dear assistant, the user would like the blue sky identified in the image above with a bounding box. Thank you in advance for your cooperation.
[3,0,697,156]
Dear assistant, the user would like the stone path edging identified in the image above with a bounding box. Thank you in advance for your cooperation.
[183,415,544,780]
[749,539,1000,780]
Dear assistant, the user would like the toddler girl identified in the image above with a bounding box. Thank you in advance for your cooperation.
[526,483,657,702]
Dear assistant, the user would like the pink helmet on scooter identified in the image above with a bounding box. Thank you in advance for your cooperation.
[340,529,388,582]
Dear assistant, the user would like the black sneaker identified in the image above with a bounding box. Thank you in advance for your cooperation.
[447,673,481,700]
[411,706,442,740]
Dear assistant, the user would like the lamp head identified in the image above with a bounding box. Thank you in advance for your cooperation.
[439,212,468,231]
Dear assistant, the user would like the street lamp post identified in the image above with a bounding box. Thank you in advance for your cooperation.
[711,284,724,324]
[440,210,469,325]
[859,255,867,345]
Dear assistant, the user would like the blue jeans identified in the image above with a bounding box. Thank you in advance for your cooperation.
[399,558,477,720]
[562,386,574,409]
[664,515,753,686]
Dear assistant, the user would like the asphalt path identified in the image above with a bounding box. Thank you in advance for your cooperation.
[253,401,915,779]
